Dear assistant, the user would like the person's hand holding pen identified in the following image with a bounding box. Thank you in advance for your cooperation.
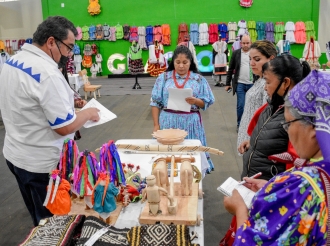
[240,172,268,192]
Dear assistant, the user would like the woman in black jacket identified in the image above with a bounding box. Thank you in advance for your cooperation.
[239,55,310,180]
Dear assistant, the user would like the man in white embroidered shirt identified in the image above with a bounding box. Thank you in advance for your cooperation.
[0,16,100,226]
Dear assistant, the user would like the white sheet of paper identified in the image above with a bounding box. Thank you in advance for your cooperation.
[217,177,256,208]
[167,88,193,112]
[80,98,117,128]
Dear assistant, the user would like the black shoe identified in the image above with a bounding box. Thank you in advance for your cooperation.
[215,83,224,87]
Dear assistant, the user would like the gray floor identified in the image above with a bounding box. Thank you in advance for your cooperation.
[0,75,242,246]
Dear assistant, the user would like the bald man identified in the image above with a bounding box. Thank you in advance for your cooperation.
[225,35,253,132]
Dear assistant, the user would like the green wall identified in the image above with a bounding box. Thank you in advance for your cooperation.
[41,0,321,75]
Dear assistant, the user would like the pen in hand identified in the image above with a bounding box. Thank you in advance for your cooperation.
[239,172,262,185]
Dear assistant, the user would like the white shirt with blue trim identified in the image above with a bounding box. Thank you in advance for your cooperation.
[0,43,76,173]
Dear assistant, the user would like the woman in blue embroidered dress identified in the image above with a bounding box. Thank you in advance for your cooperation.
[150,45,215,172]
[224,70,330,245]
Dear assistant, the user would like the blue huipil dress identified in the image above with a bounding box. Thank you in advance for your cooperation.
[150,71,215,172]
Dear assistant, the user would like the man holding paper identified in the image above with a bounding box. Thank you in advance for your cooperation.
[150,45,215,172]
[0,16,100,226]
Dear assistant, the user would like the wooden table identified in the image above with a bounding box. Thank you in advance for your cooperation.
[114,139,205,246]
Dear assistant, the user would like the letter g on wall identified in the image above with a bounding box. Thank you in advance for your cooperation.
[107,53,126,74]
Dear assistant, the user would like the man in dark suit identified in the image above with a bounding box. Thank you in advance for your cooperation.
[225,35,252,132]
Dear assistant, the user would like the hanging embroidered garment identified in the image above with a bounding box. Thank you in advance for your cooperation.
[237,20,248,36]
[218,23,228,42]
[103,24,110,40]
[208,23,218,44]
[82,26,89,40]
[284,21,296,43]
[161,24,171,45]
[227,22,237,43]
[305,21,316,41]
[88,25,96,40]
[256,21,265,40]
[129,26,139,42]
[95,24,103,40]
[145,25,154,47]
[138,26,147,49]
[198,23,209,46]
[109,26,117,41]
[247,20,257,42]
[265,22,275,43]
[153,25,162,43]
[178,23,189,44]
[189,23,199,45]
[294,21,306,44]
[115,24,123,39]
[274,22,285,44]
[123,24,130,40]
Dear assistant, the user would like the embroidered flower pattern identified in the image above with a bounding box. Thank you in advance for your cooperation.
[234,165,328,245]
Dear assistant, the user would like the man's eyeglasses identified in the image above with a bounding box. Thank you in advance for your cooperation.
[54,37,73,54]
[281,118,303,131]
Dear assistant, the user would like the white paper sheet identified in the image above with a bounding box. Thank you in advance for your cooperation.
[167,88,193,112]
[80,98,117,128]
[217,177,256,208]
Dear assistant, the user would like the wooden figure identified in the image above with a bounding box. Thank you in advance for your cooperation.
[152,158,169,195]
[180,158,194,196]
[141,175,174,216]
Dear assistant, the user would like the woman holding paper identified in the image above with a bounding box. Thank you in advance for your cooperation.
[150,45,215,172]
[224,70,330,245]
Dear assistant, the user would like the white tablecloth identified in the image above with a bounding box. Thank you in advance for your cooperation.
[68,74,84,91]
[114,139,204,246]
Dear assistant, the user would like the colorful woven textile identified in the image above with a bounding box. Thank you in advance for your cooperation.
[19,215,85,246]
[76,216,129,246]
[127,223,199,246]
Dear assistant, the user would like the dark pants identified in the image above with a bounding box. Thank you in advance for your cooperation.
[6,160,53,226]
[236,82,253,127]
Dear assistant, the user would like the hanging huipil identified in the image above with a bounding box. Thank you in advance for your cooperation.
[129,26,139,42]
[199,23,209,46]
[103,24,110,40]
[109,26,116,41]
[153,25,163,43]
[146,25,154,47]
[161,24,171,45]
[247,21,257,42]
[237,20,248,36]
[274,22,285,44]
[208,23,218,44]
[189,23,199,45]
[256,21,265,40]
[284,21,296,43]
[294,21,306,44]
[265,22,275,43]
[218,23,228,42]
[305,21,316,41]
[227,22,237,43]
[138,26,147,49]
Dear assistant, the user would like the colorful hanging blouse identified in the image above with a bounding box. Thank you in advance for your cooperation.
[234,160,329,245]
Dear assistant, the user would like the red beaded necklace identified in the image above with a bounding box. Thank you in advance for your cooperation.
[173,70,190,89]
